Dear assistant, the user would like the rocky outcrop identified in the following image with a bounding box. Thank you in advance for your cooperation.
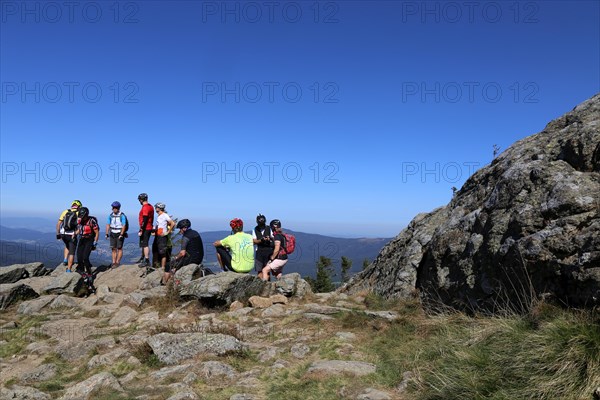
[0,262,50,284]
[0,283,39,309]
[179,272,267,307]
[146,332,245,365]
[346,93,600,310]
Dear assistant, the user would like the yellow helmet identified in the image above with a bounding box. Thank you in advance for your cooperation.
[71,200,82,208]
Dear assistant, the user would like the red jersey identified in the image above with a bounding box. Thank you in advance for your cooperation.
[139,203,154,231]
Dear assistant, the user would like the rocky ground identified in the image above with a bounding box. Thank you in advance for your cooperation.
[1,263,402,400]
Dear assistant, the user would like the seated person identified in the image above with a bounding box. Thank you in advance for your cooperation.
[172,219,204,269]
[213,218,254,273]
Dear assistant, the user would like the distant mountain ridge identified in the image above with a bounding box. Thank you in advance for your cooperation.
[0,225,391,278]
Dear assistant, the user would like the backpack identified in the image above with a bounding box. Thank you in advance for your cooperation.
[63,209,78,231]
[279,232,296,255]
[110,212,129,237]
[80,216,98,238]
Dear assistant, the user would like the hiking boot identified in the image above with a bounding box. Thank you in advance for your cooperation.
[135,255,145,263]
[138,259,150,268]
[63,259,68,266]
[111,263,119,269]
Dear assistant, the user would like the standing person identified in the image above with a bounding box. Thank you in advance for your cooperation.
[213,218,254,273]
[137,193,154,268]
[261,219,288,281]
[105,201,127,269]
[252,213,273,279]
[56,200,82,272]
[76,207,99,276]
[153,203,175,284]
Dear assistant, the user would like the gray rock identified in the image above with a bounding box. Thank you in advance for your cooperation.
[302,313,334,320]
[49,294,80,310]
[139,268,162,290]
[230,395,256,400]
[357,388,392,400]
[151,364,192,380]
[262,304,286,318]
[146,332,245,365]
[0,282,39,309]
[17,296,56,315]
[183,372,198,385]
[274,273,313,298]
[166,390,199,400]
[174,263,202,285]
[59,372,123,399]
[302,304,346,315]
[258,346,281,362]
[87,348,130,369]
[0,262,49,284]
[199,361,237,379]
[41,272,84,296]
[336,332,356,341]
[346,94,600,310]
[21,363,58,383]
[290,343,310,359]
[0,385,51,400]
[1,320,17,329]
[179,272,267,307]
[364,311,399,321]
[307,360,377,376]
[55,337,115,361]
[109,306,138,326]
[397,371,414,393]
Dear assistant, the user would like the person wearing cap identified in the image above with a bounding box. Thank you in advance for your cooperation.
[56,200,82,272]
[261,219,288,281]
[213,218,254,273]
[152,202,175,284]
[136,193,154,268]
[253,213,274,278]
[105,201,127,269]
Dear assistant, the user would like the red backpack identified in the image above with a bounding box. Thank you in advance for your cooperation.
[279,232,296,255]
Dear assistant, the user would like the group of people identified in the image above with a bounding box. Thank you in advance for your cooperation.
[55,194,290,285]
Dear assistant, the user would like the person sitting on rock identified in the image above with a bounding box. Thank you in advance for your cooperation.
[171,218,204,271]
[213,218,254,273]
[260,219,288,281]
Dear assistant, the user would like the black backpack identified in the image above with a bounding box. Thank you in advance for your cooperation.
[63,209,78,231]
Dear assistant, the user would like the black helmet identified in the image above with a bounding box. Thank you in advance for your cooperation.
[269,219,281,229]
[177,219,191,229]
[256,214,266,225]
[138,193,148,201]
[79,207,89,220]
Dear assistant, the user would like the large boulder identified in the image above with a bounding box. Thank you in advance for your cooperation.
[146,332,245,365]
[58,372,123,400]
[346,93,600,311]
[41,271,85,296]
[179,272,266,307]
[0,262,49,284]
[0,282,39,309]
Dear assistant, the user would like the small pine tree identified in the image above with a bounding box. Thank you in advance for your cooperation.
[362,258,370,271]
[314,256,335,293]
[341,256,352,284]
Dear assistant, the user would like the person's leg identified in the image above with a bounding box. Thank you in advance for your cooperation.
[63,246,68,264]
[76,238,85,273]
[261,265,271,281]
[83,239,94,274]
[216,246,233,271]
[269,259,287,281]
[116,234,124,265]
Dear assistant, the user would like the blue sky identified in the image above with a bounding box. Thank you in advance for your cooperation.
[1,0,599,237]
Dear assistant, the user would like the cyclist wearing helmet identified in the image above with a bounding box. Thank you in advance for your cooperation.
[213,218,254,273]
[152,202,175,282]
[252,213,273,276]
[174,219,204,266]
[75,207,99,277]
[261,219,288,281]
[56,200,82,272]
[105,201,127,268]
[137,193,154,268]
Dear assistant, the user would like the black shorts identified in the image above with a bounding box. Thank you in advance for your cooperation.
[109,232,125,249]
[155,235,168,256]
[255,248,272,272]
[139,230,152,247]
[62,234,78,255]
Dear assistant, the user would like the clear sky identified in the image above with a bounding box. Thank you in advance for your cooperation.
[1,0,598,237]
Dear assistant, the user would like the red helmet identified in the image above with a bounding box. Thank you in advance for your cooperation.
[229,218,243,231]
